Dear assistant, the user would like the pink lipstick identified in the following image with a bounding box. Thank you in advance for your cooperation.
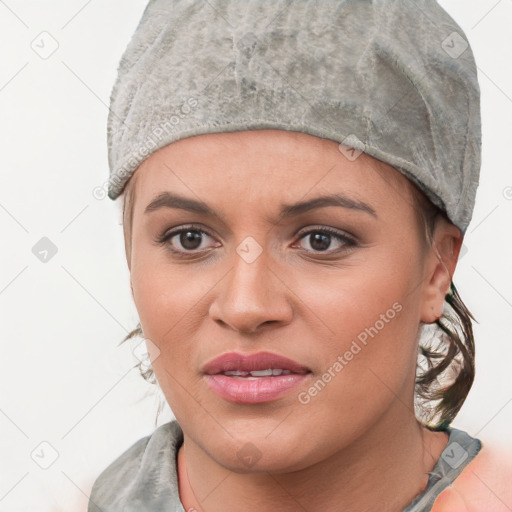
[202,351,311,404]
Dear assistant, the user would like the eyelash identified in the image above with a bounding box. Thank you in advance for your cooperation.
[154,223,357,258]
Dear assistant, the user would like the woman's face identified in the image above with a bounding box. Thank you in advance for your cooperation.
[127,129,456,472]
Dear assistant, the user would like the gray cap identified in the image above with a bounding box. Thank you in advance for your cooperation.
[107,0,481,234]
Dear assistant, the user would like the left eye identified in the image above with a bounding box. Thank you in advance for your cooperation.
[296,228,355,253]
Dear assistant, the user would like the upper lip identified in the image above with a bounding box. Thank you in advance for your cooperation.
[202,351,310,375]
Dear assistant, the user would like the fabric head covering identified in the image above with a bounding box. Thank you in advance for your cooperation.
[107,0,481,234]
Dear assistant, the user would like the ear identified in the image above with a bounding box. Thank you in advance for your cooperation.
[126,250,131,272]
[420,219,463,324]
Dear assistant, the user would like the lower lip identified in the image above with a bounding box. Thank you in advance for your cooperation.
[205,374,310,404]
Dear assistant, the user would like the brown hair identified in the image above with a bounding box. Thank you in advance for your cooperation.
[119,170,476,429]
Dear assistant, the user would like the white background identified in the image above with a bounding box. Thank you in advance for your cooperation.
[1,1,511,510]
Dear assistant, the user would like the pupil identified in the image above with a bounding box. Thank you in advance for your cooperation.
[311,233,330,251]
[180,230,202,250]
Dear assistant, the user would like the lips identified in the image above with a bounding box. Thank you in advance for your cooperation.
[202,351,311,404]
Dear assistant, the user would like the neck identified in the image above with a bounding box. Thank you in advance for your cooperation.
[177,405,448,512]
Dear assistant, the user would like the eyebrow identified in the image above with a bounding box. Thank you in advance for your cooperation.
[144,191,377,221]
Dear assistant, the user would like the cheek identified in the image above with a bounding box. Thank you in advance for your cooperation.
[129,248,218,392]
[290,251,422,415]
[130,232,205,332]
[130,260,205,416]
[294,246,421,348]
[131,258,207,346]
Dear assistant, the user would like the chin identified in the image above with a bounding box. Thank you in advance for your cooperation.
[199,427,323,474]
[214,447,309,475]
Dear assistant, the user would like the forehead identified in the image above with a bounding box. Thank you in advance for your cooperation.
[131,130,414,214]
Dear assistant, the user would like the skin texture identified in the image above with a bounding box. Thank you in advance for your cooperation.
[125,129,463,511]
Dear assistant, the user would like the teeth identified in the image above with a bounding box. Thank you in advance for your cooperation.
[223,370,249,376]
[272,369,292,376]
[249,369,273,377]
[222,368,292,377]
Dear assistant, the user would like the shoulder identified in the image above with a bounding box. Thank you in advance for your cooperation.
[88,421,183,512]
[87,433,152,512]
[432,441,512,512]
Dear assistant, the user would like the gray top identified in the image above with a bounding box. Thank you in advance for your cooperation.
[88,420,481,511]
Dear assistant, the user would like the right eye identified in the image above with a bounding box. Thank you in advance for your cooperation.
[155,224,220,255]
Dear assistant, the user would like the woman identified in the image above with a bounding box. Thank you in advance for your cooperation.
[89,1,511,510]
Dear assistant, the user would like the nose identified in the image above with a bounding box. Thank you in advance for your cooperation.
[208,244,294,334]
